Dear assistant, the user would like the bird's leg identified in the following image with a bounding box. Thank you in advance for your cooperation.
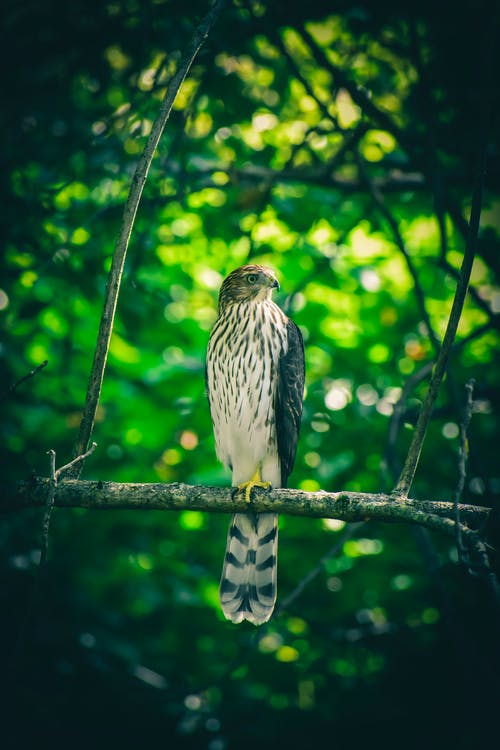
[237,468,271,503]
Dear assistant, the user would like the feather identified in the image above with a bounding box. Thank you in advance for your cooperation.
[206,265,305,625]
[219,513,278,625]
[276,319,305,487]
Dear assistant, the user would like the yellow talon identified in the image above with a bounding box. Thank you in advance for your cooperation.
[237,469,271,503]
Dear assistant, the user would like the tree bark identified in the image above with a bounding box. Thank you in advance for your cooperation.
[7,478,490,539]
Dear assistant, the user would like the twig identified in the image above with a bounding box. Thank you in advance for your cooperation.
[450,377,499,608]
[385,320,494,484]
[274,522,365,616]
[40,443,98,567]
[70,0,228,473]
[268,27,334,126]
[1,360,48,402]
[40,450,57,569]
[393,134,487,498]
[438,255,500,330]
[9,449,56,683]
[55,442,98,481]
[445,199,500,289]
[9,444,98,681]
[454,380,475,562]
[360,145,479,486]
[454,323,495,350]
[385,361,434,482]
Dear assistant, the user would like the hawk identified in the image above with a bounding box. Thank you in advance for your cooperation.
[206,265,305,625]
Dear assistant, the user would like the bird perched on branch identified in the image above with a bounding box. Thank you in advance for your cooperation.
[206,265,305,625]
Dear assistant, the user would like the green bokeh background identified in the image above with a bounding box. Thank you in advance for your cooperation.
[1,1,499,748]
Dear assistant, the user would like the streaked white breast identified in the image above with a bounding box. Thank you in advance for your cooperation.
[206,300,287,483]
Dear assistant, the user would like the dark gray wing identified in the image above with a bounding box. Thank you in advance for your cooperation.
[276,319,305,487]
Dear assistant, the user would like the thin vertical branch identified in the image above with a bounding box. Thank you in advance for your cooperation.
[454,379,475,560]
[1,360,49,402]
[10,443,98,681]
[449,379,499,620]
[70,0,228,473]
[393,141,487,498]
[40,450,57,570]
[274,522,365,616]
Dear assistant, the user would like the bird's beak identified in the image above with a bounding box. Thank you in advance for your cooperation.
[270,277,280,291]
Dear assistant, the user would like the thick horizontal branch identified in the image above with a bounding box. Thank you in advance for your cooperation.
[7,479,490,538]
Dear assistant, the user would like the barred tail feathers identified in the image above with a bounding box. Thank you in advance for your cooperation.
[219,512,278,625]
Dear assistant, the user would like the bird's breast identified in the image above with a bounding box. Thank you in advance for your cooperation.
[206,302,287,467]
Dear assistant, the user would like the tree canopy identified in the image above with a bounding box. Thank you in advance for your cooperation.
[1,1,499,748]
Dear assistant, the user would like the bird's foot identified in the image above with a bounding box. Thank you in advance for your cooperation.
[237,470,271,503]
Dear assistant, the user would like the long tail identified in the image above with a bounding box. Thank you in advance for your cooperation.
[219,512,278,625]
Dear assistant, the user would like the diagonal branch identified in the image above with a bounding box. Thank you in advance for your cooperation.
[1,360,48,402]
[298,24,411,150]
[70,0,228,474]
[392,135,487,499]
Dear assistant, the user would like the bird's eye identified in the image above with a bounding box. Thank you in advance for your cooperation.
[247,274,258,285]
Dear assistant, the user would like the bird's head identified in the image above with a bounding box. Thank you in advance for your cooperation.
[218,265,280,312]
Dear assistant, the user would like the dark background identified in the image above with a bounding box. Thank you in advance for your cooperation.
[1,1,499,747]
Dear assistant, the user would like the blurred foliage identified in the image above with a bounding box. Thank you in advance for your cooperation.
[1,0,499,748]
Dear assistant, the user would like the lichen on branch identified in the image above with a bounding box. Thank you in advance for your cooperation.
[8,479,490,540]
